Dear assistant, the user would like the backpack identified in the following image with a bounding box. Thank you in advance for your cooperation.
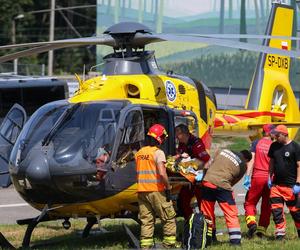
[182,212,208,250]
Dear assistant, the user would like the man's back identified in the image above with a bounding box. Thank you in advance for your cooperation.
[252,137,272,178]
[203,149,247,190]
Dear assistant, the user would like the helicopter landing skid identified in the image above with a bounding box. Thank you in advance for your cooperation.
[82,217,98,238]
[0,232,16,249]
[0,206,51,249]
[18,204,51,248]
[123,224,140,249]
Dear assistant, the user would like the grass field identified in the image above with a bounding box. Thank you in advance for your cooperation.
[1,215,300,249]
[2,136,300,249]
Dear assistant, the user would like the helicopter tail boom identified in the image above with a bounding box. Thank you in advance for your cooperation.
[215,3,300,139]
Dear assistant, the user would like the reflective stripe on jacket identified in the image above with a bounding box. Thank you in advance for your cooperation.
[135,146,165,192]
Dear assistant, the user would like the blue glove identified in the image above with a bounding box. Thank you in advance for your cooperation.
[243,175,251,191]
[293,184,300,195]
[195,172,204,182]
[268,177,272,189]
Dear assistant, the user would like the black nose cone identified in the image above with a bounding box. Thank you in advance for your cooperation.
[25,150,50,184]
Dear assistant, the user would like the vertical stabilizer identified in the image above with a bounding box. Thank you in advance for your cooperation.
[245,3,299,138]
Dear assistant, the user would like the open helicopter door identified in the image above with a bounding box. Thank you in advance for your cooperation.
[0,103,27,187]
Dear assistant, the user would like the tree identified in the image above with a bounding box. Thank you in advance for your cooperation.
[240,0,247,43]
[254,0,261,34]
[0,0,33,46]
[219,0,225,34]
[229,0,233,19]
[259,0,265,21]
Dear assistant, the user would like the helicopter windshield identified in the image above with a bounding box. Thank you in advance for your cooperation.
[11,101,124,165]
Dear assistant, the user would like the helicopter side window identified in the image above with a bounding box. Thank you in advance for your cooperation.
[142,109,169,154]
[174,114,198,148]
[87,108,118,162]
[116,110,144,167]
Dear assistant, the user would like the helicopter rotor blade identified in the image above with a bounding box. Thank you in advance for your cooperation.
[183,34,300,41]
[0,35,115,50]
[1,33,299,51]
[0,32,299,63]
[155,34,300,59]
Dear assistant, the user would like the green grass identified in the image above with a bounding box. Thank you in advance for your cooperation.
[1,215,300,249]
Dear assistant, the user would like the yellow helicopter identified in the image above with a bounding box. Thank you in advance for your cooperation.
[0,2,300,248]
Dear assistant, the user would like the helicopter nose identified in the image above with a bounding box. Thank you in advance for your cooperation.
[25,150,51,184]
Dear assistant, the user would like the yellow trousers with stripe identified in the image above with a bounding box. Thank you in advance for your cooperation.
[138,191,176,247]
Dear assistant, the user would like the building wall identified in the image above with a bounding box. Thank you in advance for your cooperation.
[212,87,300,109]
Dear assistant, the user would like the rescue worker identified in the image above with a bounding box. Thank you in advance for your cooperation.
[268,125,300,240]
[243,124,274,237]
[200,149,252,245]
[175,124,210,220]
[135,124,178,249]
[95,147,110,180]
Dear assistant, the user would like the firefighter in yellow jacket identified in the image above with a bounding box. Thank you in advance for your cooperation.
[135,124,177,249]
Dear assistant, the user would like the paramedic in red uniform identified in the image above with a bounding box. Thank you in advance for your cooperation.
[201,149,252,246]
[175,124,210,219]
[268,125,300,240]
[243,124,274,237]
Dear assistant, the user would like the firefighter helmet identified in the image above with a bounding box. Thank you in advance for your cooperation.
[147,124,168,144]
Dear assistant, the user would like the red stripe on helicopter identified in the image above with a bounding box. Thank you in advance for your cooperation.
[214,117,224,127]
[222,115,238,123]
[201,128,212,149]
[214,111,285,128]
[233,111,285,118]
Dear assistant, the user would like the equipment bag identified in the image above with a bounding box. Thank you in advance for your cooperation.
[182,212,208,250]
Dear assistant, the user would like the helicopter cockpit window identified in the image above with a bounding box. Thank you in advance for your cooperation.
[116,110,144,167]
[12,101,123,166]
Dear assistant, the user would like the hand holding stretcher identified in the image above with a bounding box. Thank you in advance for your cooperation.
[166,155,204,183]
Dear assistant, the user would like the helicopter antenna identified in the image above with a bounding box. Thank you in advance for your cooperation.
[82,64,86,82]
[121,46,125,59]
[223,84,232,113]
[89,62,105,73]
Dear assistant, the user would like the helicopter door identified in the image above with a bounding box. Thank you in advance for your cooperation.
[114,108,144,168]
[0,104,27,187]
[107,108,144,191]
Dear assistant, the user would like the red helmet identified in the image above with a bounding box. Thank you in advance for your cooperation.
[147,124,168,144]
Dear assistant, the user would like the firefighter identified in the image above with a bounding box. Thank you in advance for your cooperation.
[175,124,210,220]
[268,125,300,240]
[135,124,178,249]
[200,149,252,245]
[243,124,274,237]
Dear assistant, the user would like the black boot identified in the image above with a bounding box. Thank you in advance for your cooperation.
[212,228,218,243]
[246,224,257,238]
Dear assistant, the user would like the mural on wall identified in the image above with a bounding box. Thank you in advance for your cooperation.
[95,0,299,90]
